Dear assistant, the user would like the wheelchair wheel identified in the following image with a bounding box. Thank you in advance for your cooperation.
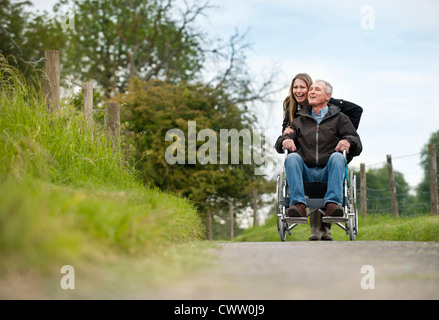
[276,174,287,242]
[346,173,358,241]
[348,215,356,241]
[277,215,287,242]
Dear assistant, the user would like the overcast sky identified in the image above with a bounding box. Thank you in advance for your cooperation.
[30,0,439,188]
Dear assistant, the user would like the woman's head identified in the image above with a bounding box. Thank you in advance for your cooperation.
[283,73,313,122]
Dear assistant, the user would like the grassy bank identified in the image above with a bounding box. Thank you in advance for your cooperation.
[237,213,439,242]
[0,58,205,298]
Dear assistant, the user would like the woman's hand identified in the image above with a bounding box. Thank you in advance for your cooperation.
[283,127,294,135]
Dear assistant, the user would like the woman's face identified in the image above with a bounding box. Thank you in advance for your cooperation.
[292,78,309,105]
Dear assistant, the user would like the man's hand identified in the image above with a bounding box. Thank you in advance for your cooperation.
[283,127,294,135]
[335,139,351,153]
[282,139,297,152]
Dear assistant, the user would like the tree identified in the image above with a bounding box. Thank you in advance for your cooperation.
[0,0,30,61]
[117,78,273,237]
[51,0,280,103]
[417,130,439,212]
[204,29,280,106]
[54,0,208,97]
[0,0,64,84]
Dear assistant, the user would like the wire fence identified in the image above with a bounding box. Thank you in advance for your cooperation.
[359,147,438,216]
[1,22,113,113]
[0,24,46,67]
[1,23,120,146]
[1,23,85,89]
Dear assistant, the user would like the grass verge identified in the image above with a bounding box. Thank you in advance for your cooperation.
[237,213,439,242]
[0,57,206,298]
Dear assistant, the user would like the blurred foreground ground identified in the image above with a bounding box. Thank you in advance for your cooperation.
[141,241,439,300]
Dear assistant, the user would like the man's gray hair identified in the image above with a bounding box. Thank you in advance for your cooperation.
[315,80,333,95]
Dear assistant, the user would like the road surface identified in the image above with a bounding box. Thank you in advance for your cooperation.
[144,241,439,300]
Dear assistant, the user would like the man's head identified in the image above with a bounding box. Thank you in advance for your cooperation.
[308,80,332,109]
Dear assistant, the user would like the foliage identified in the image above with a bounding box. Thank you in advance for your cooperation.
[117,78,274,219]
[53,0,207,97]
[0,0,30,58]
[0,0,64,85]
[417,130,439,209]
[1,0,279,103]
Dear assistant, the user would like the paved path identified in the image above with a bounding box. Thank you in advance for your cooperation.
[146,241,439,300]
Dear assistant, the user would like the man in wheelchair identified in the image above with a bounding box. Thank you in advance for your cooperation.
[275,80,362,232]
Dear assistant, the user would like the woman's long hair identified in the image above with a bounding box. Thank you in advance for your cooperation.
[283,73,313,123]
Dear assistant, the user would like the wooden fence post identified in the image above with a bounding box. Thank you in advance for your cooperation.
[229,199,234,239]
[105,102,120,148]
[360,163,367,217]
[252,189,259,227]
[207,209,213,241]
[429,144,438,215]
[387,154,399,218]
[44,50,60,114]
[83,82,93,127]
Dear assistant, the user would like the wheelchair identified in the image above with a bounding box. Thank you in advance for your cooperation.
[276,150,358,241]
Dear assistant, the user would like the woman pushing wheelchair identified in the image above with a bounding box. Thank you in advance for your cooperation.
[275,75,363,241]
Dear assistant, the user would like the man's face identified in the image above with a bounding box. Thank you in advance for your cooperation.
[308,82,331,107]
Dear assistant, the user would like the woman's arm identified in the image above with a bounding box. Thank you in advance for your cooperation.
[329,98,363,130]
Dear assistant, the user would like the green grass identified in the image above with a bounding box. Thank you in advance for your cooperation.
[237,213,439,242]
[0,178,204,271]
[357,214,439,242]
[0,61,137,190]
[0,57,206,298]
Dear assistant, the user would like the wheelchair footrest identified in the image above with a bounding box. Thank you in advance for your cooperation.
[283,217,308,224]
[322,216,346,223]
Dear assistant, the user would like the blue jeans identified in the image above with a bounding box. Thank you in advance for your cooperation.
[285,152,346,206]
